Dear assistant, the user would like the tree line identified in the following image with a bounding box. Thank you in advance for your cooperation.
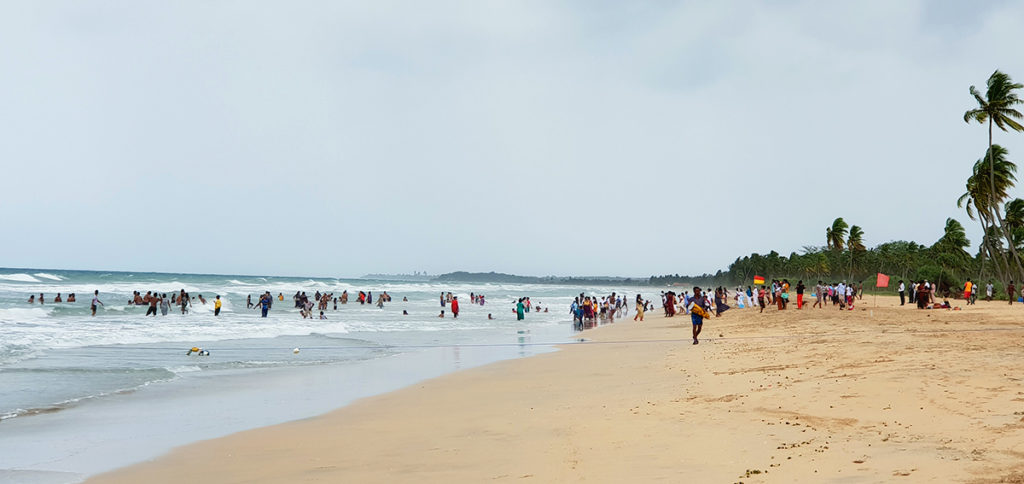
[650,70,1024,299]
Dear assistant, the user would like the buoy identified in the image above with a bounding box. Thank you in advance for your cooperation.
[293,348,300,354]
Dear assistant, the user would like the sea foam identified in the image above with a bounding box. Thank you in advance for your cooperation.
[0,274,41,283]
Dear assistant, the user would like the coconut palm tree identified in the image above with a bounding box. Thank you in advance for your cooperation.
[826,218,848,251]
[933,218,972,268]
[964,70,1024,280]
[847,225,866,252]
[958,145,1018,281]
[1005,198,1024,250]
[847,225,865,279]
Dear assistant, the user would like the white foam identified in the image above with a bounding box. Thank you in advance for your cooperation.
[0,274,41,283]
[33,273,64,281]
[167,366,202,374]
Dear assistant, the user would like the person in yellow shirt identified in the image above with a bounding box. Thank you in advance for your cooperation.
[214,295,223,316]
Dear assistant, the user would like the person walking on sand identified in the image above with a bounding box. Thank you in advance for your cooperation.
[687,287,709,344]
[964,279,974,305]
[634,294,644,321]
[898,280,906,306]
[986,281,994,302]
[91,290,103,316]
[1009,281,1016,305]
[796,280,805,309]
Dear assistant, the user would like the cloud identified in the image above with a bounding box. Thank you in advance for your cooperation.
[1,0,1022,277]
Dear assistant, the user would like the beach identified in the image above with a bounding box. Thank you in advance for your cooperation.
[89,295,1024,483]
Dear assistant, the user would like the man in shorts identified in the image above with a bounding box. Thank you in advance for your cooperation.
[689,287,708,345]
[146,292,159,316]
[91,290,103,316]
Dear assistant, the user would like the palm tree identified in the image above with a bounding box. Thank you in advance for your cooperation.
[847,225,865,279]
[847,225,866,252]
[958,145,1018,281]
[964,70,1024,280]
[826,218,848,251]
[933,218,972,266]
[1005,198,1024,250]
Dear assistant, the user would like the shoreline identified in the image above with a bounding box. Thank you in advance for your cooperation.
[89,295,1024,483]
[0,333,564,484]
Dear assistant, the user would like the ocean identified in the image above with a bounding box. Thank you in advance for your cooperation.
[0,268,649,483]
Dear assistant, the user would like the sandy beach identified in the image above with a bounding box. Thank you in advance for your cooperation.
[89,295,1024,483]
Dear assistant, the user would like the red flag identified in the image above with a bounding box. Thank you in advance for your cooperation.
[876,273,889,288]
[753,275,765,285]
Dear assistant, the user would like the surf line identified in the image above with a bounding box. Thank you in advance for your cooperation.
[85,326,1024,353]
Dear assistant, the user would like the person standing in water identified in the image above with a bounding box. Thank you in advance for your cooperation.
[451,296,460,318]
[160,294,170,316]
[214,295,222,316]
[146,293,159,316]
[91,290,103,316]
[516,298,525,320]
[259,293,271,317]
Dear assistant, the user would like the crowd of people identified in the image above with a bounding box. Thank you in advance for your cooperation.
[569,292,630,330]
[26,293,76,304]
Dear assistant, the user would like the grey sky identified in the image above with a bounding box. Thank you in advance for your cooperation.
[2,1,1022,278]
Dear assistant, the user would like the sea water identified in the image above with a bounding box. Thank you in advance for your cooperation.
[0,268,649,483]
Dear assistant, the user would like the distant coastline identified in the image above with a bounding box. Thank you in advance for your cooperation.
[365,271,650,286]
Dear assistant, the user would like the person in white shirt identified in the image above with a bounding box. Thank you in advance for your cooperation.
[986,282,994,301]
[898,280,906,306]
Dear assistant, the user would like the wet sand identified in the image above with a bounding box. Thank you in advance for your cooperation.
[89,295,1024,483]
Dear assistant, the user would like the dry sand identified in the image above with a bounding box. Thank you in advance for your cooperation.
[90,295,1024,483]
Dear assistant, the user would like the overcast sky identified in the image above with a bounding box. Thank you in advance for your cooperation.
[2,1,1023,278]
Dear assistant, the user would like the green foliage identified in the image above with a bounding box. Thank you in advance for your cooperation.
[826,218,848,251]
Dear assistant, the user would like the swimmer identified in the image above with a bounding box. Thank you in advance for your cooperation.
[403,310,409,315]
[198,294,207,305]
[91,290,103,316]
[319,311,326,320]
[28,295,35,304]
[67,293,76,302]
[146,293,158,316]
[39,293,44,305]
[54,293,62,303]
[488,313,493,320]
[438,310,445,318]
[278,293,284,301]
